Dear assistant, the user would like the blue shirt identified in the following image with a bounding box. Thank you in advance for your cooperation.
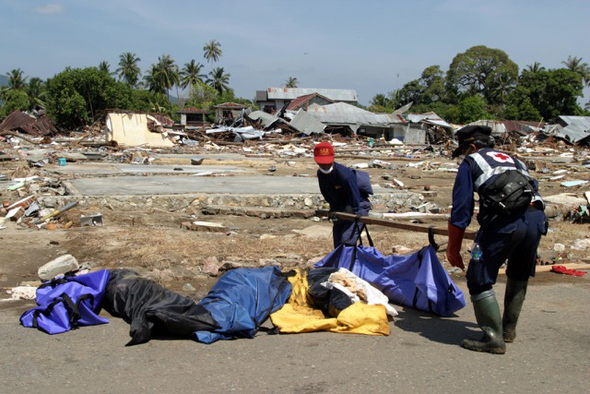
[317,162,363,213]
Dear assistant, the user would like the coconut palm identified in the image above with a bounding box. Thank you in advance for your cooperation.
[26,77,47,107]
[562,56,590,86]
[117,52,141,87]
[7,68,28,91]
[203,40,222,63]
[143,64,166,95]
[98,61,115,76]
[284,77,298,88]
[144,55,180,100]
[180,60,206,91]
[206,67,230,94]
[524,62,545,73]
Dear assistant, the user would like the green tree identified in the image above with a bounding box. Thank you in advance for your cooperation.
[203,40,222,63]
[98,61,115,76]
[45,67,134,129]
[6,68,28,91]
[561,56,590,86]
[0,89,29,116]
[512,68,583,121]
[180,60,205,92]
[524,62,545,73]
[186,80,218,109]
[26,77,47,108]
[398,65,446,106]
[457,95,492,124]
[446,45,519,105]
[285,77,298,88]
[206,67,230,95]
[370,93,392,108]
[143,55,180,100]
[117,52,141,87]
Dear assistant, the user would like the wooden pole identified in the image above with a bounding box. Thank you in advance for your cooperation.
[315,210,476,240]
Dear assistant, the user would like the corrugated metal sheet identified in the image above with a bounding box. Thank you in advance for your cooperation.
[266,88,358,102]
[546,116,590,144]
[288,109,325,135]
[0,111,58,136]
[406,112,451,129]
[247,111,280,128]
[306,102,401,126]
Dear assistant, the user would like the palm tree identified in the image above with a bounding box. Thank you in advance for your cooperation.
[117,52,141,87]
[143,64,166,95]
[206,67,230,94]
[156,55,180,100]
[562,56,590,86]
[180,60,206,92]
[7,68,27,91]
[98,61,114,76]
[26,77,47,108]
[284,77,298,88]
[370,93,391,108]
[203,40,222,63]
[144,55,180,100]
[490,70,516,106]
[524,62,545,73]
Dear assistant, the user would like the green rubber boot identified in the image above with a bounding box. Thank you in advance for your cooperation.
[461,290,506,354]
[502,278,528,343]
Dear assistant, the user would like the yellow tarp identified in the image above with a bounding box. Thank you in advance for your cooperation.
[270,269,390,336]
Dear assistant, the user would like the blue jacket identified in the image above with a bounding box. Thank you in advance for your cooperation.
[317,162,368,214]
[451,148,543,230]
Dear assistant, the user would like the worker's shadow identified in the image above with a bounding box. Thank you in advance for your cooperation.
[393,307,478,345]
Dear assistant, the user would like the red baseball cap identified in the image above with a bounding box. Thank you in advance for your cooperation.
[314,142,334,164]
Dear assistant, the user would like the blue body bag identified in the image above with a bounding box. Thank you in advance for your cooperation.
[195,266,292,344]
[20,270,110,334]
[314,243,465,316]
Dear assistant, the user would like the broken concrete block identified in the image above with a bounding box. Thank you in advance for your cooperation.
[81,213,103,226]
[553,243,566,252]
[181,220,227,232]
[571,239,590,251]
[6,206,24,221]
[38,254,80,281]
[202,256,221,276]
[191,156,204,165]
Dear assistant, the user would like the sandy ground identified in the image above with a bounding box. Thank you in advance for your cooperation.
[1,149,589,392]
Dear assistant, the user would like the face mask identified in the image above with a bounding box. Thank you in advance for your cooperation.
[318,165,334,174]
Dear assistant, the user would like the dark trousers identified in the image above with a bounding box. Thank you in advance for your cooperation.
[332,209,369,248]
[466,208,548,295]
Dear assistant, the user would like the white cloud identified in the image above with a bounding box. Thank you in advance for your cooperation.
[33,3,65,15]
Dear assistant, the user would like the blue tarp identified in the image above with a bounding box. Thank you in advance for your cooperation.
[195,266,292,344]
[314,245,465,316]
[20,270,110,334]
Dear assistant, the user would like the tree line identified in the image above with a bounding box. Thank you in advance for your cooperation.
[0,40,251,129]
[369,45,590,124]
[2,44,589,130]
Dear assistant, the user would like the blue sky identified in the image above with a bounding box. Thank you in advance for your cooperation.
[1,0,589,105]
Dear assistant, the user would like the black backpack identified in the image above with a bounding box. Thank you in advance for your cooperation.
[481,170,535,214]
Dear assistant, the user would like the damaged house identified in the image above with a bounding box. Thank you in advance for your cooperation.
[0,110,58,137]
[212,102,248,125]
[544,116,590,146]
[105,111,176,148]
[255,88,358,112]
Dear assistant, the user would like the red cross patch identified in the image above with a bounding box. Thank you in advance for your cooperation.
[486,151,514,164]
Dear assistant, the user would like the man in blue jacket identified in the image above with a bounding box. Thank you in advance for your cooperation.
[314,142,371,248]
[446,125,548,354]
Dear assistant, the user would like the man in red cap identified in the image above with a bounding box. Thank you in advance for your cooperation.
[314,142,371,248]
